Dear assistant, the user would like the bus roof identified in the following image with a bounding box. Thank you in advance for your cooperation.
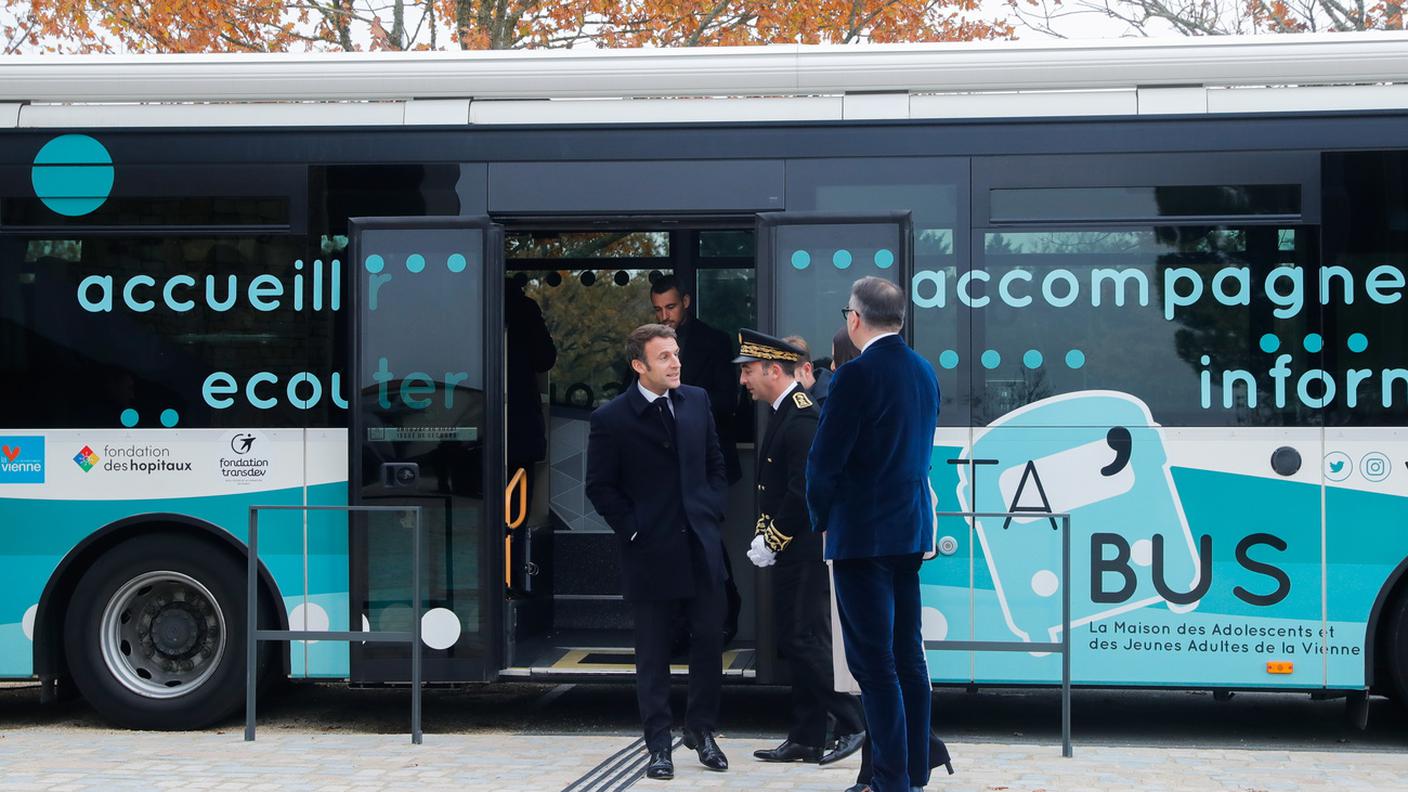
[6,32,1408,127]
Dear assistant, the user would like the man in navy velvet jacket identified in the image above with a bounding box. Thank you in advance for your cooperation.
[805,277,940,792]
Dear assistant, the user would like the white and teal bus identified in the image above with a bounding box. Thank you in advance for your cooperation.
[4,33,1408,730]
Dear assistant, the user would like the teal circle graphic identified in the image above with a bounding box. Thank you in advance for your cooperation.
[32,135,114,217]
[1066,349,1086,369]
[1259,334,1280,353]
[406,253,426,273]
[1023,349,1044,369]
[120,408,139,428]
[791,251,811,270]
[447,253,467,273]
[160,409,179,428]
[938,350,959,370]
[364,254,385,274]
[874,249,895,269]
[1348,333,1368,353]
[981,350,1001,370]
[833,250,853,270]
[1303,333,1324,353]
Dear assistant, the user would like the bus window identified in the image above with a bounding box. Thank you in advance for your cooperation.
[973,225,1322,427]
[1322,151,1408,426]
[0,235,320,429]
[785,157,967,425]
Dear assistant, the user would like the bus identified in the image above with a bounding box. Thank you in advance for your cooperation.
[4,32,1408,731]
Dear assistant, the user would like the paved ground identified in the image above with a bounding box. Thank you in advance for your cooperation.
[0,730,1405,791]
[2,682,1406,790]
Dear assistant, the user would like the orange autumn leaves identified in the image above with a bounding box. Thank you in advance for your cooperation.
[5,0,1013,53]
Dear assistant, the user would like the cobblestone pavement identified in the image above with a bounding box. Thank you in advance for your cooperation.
[0,729,1405,791]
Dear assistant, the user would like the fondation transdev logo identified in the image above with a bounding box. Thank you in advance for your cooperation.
[0,436,46,483]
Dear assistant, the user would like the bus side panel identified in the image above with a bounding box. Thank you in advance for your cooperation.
[924,397,1340,688]
[1324,428,1408,688]
[0,428,350,679]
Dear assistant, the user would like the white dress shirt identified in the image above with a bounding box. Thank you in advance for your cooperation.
[861,331,899,354]
[771,381,799,412]
[638,381,675,416]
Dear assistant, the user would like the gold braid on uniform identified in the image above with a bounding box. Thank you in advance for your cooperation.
[754,513,793,553]
[738,341,802,362]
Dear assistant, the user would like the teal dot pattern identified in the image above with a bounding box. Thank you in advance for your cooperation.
[447,253,468,273]
[120,409,139,428]
[981,350,1001,370]
[1023,349,1044,369]
[406,254,426,273]
[364,254,385,274]
[1348,332,1369,353]
[160,409,179,428]
[833,250,853,269]
[938,350,959,369]
[1303,333,1323,353]
[32,135,114,217]
[1259,334,1280,353]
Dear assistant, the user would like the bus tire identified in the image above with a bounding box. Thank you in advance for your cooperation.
[1386,590,1408,708]
[63,533,263,730]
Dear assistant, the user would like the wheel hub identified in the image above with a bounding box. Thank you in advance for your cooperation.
[100,571,227,699]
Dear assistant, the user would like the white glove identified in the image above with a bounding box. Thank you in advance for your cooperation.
[747,534,777,568]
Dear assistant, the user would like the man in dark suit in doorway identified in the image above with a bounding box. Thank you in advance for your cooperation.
[806,277,940,792]
[585,323,731,781]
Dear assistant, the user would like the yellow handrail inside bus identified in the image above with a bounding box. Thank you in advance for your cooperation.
[505,467,527,530]
[504,467,527,588]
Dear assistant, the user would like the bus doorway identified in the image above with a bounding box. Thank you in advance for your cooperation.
[500,225,761,679]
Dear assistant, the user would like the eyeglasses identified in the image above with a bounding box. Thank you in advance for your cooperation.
[840,307,857,321]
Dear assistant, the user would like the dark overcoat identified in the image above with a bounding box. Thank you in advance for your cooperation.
[585,383,728,600]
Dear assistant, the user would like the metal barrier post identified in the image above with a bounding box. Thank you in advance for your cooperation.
[930,510,1074,757]
[244,504,425,745]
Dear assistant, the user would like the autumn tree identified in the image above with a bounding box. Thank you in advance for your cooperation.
[2,0,1010,54]
[1010,0,1404,38]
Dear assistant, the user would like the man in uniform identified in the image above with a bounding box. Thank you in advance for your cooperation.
[735,329,866,767]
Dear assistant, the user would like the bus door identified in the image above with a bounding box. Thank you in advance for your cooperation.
[348,216,505,682]
[753,211,914,683]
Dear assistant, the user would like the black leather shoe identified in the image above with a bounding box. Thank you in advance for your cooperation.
[681,728,729,771]
[644,748,673,780]
[843,785,871,792]
[818,731,866,765]
[752,739,822,763]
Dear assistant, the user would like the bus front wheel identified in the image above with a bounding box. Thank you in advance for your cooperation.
[63,534,263,730]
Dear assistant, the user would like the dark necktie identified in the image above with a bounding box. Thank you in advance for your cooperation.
[654,395,677,448]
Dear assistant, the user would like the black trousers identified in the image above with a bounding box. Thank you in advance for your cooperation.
[632,573,726,752]
[774,559,866,748]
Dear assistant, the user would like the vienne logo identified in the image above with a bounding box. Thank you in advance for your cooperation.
[0,436,46,483]
[73,445,100,473]
[32,134,114,217]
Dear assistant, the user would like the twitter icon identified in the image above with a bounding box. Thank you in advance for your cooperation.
[1325,451,1352,482]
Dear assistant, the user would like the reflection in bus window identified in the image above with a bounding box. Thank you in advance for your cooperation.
[0,235,315,429]
[973,224,1321,426]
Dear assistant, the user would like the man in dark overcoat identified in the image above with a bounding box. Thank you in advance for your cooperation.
[585,323,731,781]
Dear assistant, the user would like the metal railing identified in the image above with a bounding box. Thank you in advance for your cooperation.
[929,510,1073,758]
[245,504,425,744]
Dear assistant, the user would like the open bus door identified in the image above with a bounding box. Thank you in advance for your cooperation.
[753,211,914,684]
[348,216,505,683]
